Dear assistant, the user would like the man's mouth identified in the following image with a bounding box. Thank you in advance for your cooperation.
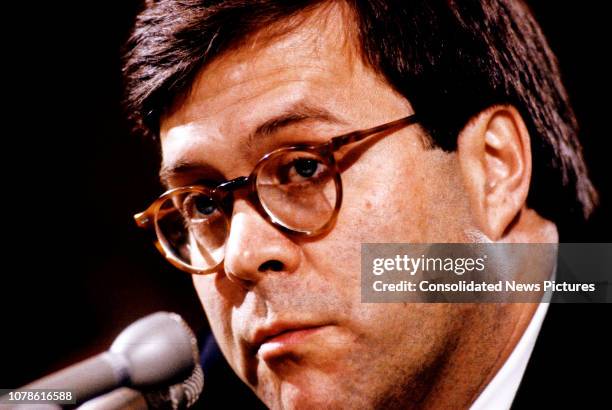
[251,323,329,361]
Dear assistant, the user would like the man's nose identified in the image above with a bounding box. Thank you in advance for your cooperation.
[223,199,301,286]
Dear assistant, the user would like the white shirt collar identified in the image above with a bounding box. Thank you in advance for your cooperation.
[469,301,549,410]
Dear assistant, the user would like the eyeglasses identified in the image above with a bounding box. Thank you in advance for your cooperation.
[135,114,419,274]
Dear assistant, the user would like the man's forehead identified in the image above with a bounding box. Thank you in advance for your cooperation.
[160,2,359,135]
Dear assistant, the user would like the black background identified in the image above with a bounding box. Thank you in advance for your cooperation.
[2,0,610,394]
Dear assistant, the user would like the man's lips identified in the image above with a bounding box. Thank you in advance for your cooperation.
[251,323,328,360]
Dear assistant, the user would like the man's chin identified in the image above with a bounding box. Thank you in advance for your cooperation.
[255,370,358,410]
[249,344,365,409]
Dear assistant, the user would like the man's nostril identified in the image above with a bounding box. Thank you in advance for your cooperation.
[258,260,284,272]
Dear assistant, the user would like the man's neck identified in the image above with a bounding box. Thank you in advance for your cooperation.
[419,302,539,410]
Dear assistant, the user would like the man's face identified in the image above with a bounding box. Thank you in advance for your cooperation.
[160,6,477,409]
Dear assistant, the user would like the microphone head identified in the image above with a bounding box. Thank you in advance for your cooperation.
[110,312,200,388]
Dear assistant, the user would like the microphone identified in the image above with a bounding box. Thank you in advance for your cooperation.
[12,312,203,407]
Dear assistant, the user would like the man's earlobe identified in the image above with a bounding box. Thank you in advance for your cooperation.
[457,106,532,240]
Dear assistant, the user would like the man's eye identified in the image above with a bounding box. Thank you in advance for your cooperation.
[283,157,328,183]
[293,158,320,178]
[195,196,216,215]
[182,194,218,219]
[260,153,330,186]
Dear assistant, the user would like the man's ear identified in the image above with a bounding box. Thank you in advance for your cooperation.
[457,105,532,240]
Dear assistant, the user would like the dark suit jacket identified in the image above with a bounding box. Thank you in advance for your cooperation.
[511,302,610,409]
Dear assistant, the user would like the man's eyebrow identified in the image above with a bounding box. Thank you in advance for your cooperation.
[159,160,222,188]
[247,102,347,149]
[160,103,346,187]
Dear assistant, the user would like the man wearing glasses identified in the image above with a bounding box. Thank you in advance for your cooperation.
[124,1,596,408]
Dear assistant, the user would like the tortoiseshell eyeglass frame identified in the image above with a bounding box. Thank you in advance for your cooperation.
[134,114,419,274]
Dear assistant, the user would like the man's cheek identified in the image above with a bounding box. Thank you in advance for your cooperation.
[192,275,234,350]
[193,275,222,313]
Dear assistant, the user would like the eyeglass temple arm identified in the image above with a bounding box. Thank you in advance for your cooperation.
[329,114,418,152]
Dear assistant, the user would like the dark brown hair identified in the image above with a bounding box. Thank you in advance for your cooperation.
[123,0,597,233]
